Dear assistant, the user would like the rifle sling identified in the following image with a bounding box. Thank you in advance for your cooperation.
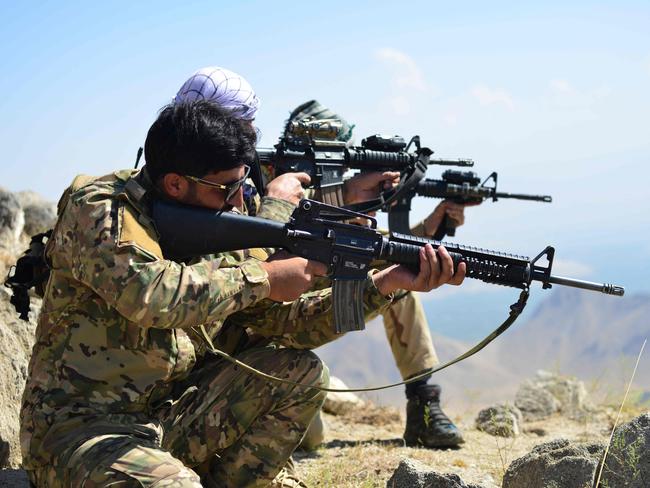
[193,287,530,393]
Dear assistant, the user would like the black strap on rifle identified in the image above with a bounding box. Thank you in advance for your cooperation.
[344,161,428,215]
[4,231,52,321]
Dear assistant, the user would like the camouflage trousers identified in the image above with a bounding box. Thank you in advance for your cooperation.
[28,347,328,488]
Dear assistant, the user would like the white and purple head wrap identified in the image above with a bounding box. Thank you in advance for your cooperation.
[174,66,260,121]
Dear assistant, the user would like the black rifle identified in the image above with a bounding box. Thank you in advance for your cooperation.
[389,169,553,239]
[256,119,473,212]
[152,199,624,334]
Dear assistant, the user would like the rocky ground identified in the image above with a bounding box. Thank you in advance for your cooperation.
[293,401,644,487]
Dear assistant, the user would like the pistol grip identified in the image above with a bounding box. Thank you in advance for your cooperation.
[432,214,457,240]
[444,214,457,237]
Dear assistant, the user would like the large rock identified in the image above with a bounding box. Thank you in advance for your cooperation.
[599,413,650,487]
[514,380,561,421]
[502,438,604,488]
[0,188,25,275]
[386,458,485,488]
[0,189,53,468]
[300,410,327,450]
[0,287,39,468]
[475,403,523,437]
[532,370,593,419]
[16,191,56,237]
[322,376,365,415]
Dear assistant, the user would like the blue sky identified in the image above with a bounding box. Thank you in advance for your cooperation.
[1,1,649,338]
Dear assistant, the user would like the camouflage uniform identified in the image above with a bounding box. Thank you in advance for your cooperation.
[20,169,392,487]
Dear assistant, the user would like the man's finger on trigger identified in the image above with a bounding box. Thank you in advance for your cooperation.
[383,173,399,189]
[382,171,400,181]
[311,261,328,277]
[294,172,312,184]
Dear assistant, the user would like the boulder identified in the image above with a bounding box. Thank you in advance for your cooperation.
[0,188,25,275]
[514,371,595,422]
[386,458,485,488]
[502,438,604,488]
[16,190,56,237]
[475,403,523,437]
[514,380,561,421]
[322,376,365,415]
[0,287,40,468]
[599,413,650,487]
[533,370,593,419]
[299,410,327,450]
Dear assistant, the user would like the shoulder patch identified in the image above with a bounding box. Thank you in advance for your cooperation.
[118,204,163,260]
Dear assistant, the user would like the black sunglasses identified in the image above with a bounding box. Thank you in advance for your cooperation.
[184,164,251,201]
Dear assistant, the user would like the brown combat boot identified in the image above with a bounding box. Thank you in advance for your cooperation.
[403,384,464,448]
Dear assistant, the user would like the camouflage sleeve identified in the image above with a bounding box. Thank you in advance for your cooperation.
[256,196,296,223]
[228,273,392,349]
[63,194,271,329]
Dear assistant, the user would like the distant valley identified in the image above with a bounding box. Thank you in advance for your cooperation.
[316,288,650,410]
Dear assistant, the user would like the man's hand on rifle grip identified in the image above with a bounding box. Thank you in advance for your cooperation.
[342,171,400,205]
[265,172,311,205]
[423,200,480,237]
[262,251,328,302]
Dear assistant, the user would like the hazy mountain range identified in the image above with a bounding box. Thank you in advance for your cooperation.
[316,288,650,410]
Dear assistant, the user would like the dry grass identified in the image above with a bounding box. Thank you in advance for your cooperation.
[294,403,615,487]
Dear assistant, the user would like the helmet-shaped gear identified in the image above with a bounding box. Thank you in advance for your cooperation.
[284,100,355,144]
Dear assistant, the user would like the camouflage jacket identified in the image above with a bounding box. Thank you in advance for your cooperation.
[20,168,391,468]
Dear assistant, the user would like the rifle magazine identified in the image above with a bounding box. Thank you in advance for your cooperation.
[333,279,366,333]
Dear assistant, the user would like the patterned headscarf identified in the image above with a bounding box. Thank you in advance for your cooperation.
[174,66,260,121]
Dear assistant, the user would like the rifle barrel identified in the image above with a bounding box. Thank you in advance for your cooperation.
[546,275,625,296]
[494,191,552,202]
[429,158,474,167]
